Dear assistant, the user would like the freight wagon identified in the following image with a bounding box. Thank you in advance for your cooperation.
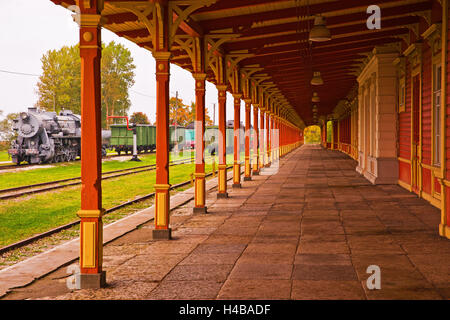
[110,124,156,155]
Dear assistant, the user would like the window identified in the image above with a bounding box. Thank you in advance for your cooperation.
[433,63,442,166]
[398,77,406,113]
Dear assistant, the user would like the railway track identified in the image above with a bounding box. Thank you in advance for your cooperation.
[0,151,158,171]
[0,155,209,200]
[0,165,231,255]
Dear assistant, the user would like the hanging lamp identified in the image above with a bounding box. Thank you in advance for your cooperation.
[309,16,331,42]
[311,71,324,85]
[312,92,320,103]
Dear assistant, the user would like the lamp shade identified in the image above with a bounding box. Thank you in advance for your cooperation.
[311,72,324,85]
[309,16,331,42]
[312,92,320,103]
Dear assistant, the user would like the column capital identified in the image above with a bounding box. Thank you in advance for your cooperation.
[192,73,207,81]
[216,84,228,92]
[243,98,252,104]
[152,51,172,61]
[78,14,103,27]
[232,93,243,100]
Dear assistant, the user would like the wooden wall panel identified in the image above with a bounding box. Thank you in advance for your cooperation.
[422,44,433,166]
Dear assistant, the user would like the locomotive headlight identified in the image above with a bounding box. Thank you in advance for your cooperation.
[31,141,35,146]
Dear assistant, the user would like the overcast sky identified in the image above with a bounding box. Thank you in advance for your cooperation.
[0,0,243,124]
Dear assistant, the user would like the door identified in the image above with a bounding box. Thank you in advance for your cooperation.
[412,74,421,194]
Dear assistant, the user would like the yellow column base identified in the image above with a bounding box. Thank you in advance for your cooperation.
[439,224,450,239]
[217,164,228,198]
[77,209,105,272]
[244,156,251,181]
[154,184,171,229]
[194,172,206,212]
[233,162,241,188]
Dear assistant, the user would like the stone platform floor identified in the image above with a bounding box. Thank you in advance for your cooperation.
[3,145,450,300]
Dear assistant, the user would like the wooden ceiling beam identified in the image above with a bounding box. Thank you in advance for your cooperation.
[235,1,431,38]
[199,0,402,32]
[225,16,417,51]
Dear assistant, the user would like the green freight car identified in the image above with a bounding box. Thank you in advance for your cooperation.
[204,124,244,155]
[110,124,156,155]
[169,126,187,150]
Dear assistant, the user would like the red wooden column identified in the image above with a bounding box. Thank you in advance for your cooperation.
[217,84,228,198]
[252,104,260,175]
[233,94,242,188]
[270,114,275,163]
[193,73,207,213]
[76,1,105,289]
[265,112,271,167]
[244,99,252,181]
[280,120,283,156]
[259,110,265,168]
[153,51,172,239]
[275,116,280,161]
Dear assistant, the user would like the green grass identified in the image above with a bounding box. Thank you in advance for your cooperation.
[0,154,242,247]
[0,150,244,191]
[0,151,11,162]
[0,151,197,190]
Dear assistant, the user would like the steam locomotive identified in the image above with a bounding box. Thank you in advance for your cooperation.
[8,107,108,165]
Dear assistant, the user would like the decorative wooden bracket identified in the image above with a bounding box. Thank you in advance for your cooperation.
[240,67,263,99]
[204,34,239,84]
[172,35,204,72]
[412,10,432,27]
[226,53,254,93]
[111,1,162,50]
[422,23,442,55]
[168,0,216,47]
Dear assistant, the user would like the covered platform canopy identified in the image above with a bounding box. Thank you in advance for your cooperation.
[48,0,449,289]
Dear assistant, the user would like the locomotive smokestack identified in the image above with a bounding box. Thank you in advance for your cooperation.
[28,107,37,112]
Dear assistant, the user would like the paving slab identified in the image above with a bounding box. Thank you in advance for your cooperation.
[2,145,449,300]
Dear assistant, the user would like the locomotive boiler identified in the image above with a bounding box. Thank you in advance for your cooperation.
[8,107,83,164]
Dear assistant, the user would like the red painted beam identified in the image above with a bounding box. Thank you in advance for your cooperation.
[236,2,431,38]
[199,0,401,32]
[226,16,416,51]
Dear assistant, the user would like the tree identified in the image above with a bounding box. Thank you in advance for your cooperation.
[304,125,321,144]
[169,97,214,127]
[36,42,136,129]
[130,112,150,124]
[102,41,135,129]
[169,96,191,126]
[36,45,81,114]
[187,102,214,126]
[0,112,19,144]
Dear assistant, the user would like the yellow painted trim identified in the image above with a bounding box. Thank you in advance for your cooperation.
[420,162,435,170]
[446,226,450,239]
[398,179,413,192]
[442,179,450,188]
[195,179,205,205]
[421,191,441,209]
[82,221,96,268]
[154,183,171,190]
[440,0,448,238]
[194,172,206,178]
[77,209,105,219]
[398,156,411,164]
[410,57,423,192]
[156,192,167,227]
